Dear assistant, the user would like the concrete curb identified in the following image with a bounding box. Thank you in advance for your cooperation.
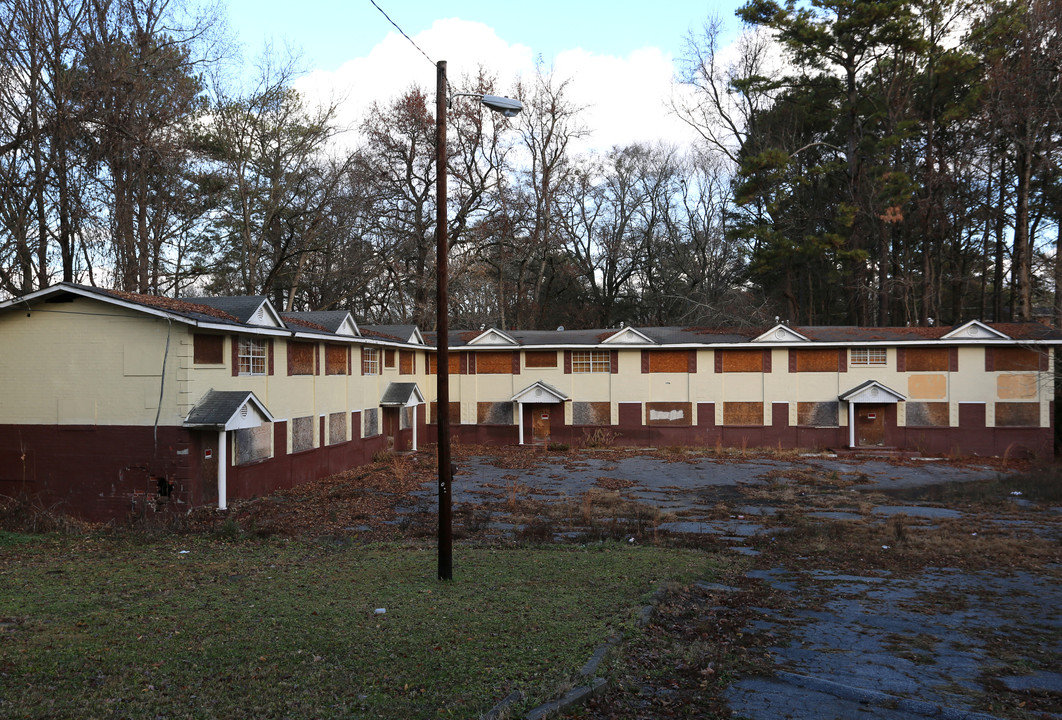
[524,678,607,720]
[775,671,1007,720]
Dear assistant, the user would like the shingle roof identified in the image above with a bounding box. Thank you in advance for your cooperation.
[379,382,423,406]
[184,390,271,426]
[282,311,354,334]
[361,325,419,343]
[180,296,270,324]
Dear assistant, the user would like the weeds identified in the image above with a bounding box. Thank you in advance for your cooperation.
[582,428,618,448]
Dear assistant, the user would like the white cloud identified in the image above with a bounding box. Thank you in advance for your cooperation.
[293,18,701,155]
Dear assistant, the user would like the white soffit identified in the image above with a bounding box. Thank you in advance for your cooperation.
[511,381,569,403]
[941,320,1010,341]
[753,324,809,343]
[601,327,655,344]
[839,380,906,404]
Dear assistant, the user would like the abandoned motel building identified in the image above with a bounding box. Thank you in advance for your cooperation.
[1,282,1060,521]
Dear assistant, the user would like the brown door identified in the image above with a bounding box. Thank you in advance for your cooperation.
[856,404,886,446]
[200,432,219,502]
[532,406,551,444]
[383,408,399,450]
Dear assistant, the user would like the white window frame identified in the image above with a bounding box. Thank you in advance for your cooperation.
[362,347,380,375]
[238,338,267,375]
[851,347,886,367]
[572,350,610,373]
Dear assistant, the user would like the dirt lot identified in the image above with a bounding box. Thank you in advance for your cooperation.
[179,445,1061,719]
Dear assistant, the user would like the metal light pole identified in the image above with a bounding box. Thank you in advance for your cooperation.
[435,60,521,581]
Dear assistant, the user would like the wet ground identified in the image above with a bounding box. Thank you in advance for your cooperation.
[402,449,1062,719]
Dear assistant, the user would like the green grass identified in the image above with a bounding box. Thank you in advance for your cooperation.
[0,536,721,719]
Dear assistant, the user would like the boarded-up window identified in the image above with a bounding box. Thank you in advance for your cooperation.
[194,334,224,364]
[647,351,689,373]
[291,416,314,452]
[905,348,949,371]
[477,402,513,424]
[363,408,379,436]
[399,350,415,374]
[384,349,396,368]
[525,351,558,368]
[994,348,1039,371]
[329,412,347,444]
[476,351,513,374]
[235,424,271,464]
[647,402,692,426]
[427,353,461,374]
[797,402,838,427]
[325,345,347,375]
[723,401,763,426]
[792,349,839,372]
[995,402,1039,427]
[906,402,949,427]
[288,342,316,375]
[430,402,461,424]
[573,401,610,425]
[720,350,765,373]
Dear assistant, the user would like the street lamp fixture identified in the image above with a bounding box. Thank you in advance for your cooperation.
[435,60,522,581]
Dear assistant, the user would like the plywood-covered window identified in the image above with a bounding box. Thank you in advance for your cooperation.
[384,349,396,368]
[399,350,415,374]
[573,401,610,425]
[791,349,840,372]
[906,402,949,427]
[525,350,558,368]
[905,348,949,371]
[430,401,461,424]
[851,348,886,366]
[797,402,838,427]
[426,353,461,374]
[325,344,348,375]
[718,350,768,373]
[647,402,692,426]
[995,402,1039,427]
[361,347,379,375]
[572,350,611,373]
[288,342,316,375]
[993,347,1039,371]
[477,402,513,424]
[646,350,690,373]
[235,424,271,464]
[723,401,763,426]
[238,338,267,376]
[193,334,224,364]
[475,351,513,374]
[328,412,347,444]
[291,416,314,453]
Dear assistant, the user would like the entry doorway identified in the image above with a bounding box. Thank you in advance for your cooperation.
[532,406,551,445]
[383,407,399,450]
[855,404,886,446]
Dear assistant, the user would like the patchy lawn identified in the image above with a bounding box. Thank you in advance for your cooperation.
[0,534,723,719]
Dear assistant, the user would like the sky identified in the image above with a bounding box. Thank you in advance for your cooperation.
[219,0,749,153]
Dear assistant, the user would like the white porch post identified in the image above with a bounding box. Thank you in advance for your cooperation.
[412,405,419,451]
[848,401,856,448]
[517,401,525,445]
[217,429,228,510]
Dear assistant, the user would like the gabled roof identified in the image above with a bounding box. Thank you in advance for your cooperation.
[940,320,1010,341]
[361,324,424,345]
[511,381,570,403]
[467,328,518,345]
[184,390,274,430]
[181,296,284,328]
[282,311,360,337]
[601,326,656,345]
[839,380,906,403]
[379,382,425,407]
[753,324,810,343]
